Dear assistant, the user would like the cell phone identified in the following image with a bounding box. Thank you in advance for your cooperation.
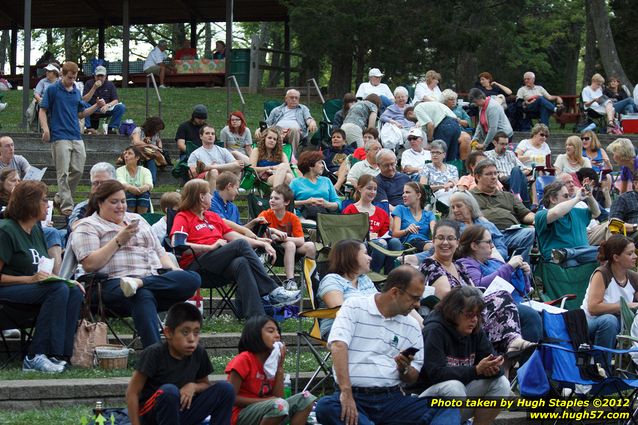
[259,121,268,132]
[130,218,140,225]
[400,347,419,357]
[583,184,591,192]
[156,268,172,275]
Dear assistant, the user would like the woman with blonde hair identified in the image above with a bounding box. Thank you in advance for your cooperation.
[414,69,442,103]
[581,130,612,173]
[582,73,624,131]
[608,138,638,193]
[515,123,551,167]
[248,127,293,187]
[553,135,591,174]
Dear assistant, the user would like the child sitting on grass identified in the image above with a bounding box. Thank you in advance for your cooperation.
[225,315,316,425]
[126,302,235,425]
[258,185,316,290]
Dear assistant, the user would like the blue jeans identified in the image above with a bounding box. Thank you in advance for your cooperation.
[613,98,637,115]
[0,282,83,358]
[524,97,556,125]
[433,116,461,161]
[369,238,403,274]
[502,166,530,204]
[98,271,201,347]
[89,103,126,130]
[560,246,599,268]
[42,226,67,249]
[502,227,535,263]
[316,389,460,425]
[146,159,158,185]
[140,382,235,425]
[587,314,620,369]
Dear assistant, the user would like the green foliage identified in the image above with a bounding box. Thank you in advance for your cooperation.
[611,0,638,82]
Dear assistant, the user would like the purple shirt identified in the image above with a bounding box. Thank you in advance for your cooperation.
[620,156,638,182]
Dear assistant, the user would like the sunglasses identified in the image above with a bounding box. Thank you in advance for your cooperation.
[581,137,591,141]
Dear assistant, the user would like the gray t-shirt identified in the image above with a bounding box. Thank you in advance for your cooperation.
[343,100,378,129]
[187,145,235,166]
[0,155,31,178]
[220,126,252,155]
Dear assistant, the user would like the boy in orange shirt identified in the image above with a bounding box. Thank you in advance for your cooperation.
[258,185,316,290]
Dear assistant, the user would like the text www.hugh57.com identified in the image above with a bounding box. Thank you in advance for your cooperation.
[529,410,630,421]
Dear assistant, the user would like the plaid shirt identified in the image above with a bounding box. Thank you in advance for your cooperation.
[610,191,638,224]
[72,212,165,279]
[485,149,529,176]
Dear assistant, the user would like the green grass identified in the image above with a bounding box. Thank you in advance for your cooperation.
[0,87,325,139]
[0,405,95,425]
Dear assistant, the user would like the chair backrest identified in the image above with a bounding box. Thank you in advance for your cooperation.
[264,100,281,121]
[317,212,369,246]
[141,212,164,226]
[535,174,557,204]
[620,297,635,335]
[322,99,343,124]
[301,258,333,342]
[59,232,81,280]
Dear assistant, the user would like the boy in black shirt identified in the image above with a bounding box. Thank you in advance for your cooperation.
[126,303,235,425]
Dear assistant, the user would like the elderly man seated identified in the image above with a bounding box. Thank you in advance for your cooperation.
[516,71,564,128]
[484,132,531,205]
[356,67,394,110]
[0,136,30,178]
[82,65,126,135]
[535,180,600,267]
[264,89,317,155]
[143,40,169,88]
[400,128,431,178]
[471,159,536,261]
[346,138,381,187]
[373,149,411,211]
[188,125,243,181]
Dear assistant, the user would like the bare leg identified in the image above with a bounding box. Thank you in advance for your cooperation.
[231,151,251,163]
[272,164,292,187]
[159,64,166,86]
[290,403,314,425]
[137,206,149,214]
[206,169,219,192]
[282,240,296,279]
[334,161,349,192]
[605,102,616,125]
[458,132,472,161]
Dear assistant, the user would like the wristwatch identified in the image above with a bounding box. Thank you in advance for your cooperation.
[632,224,637,232]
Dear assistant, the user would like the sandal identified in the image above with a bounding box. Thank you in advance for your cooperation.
[505,338,537,359]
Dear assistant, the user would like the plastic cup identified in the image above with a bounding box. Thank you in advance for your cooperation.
[172,231,188,246]
[102,123,109,134]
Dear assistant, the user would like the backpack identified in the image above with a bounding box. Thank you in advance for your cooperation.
[119,120,136,137]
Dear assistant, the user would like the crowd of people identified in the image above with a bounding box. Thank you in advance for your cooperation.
[4,60,638,425]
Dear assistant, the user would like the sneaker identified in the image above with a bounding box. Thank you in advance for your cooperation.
[0,102,7,112]
[23,354,64,373]
[49,357,68,369]
[107,127,118,135]
[555,103,565,116]
[551,248,567,264]
[120,277,139,297]
[283,278,299,291]
[269,286,302,308]
[159,84,167,89]
[2,329,20,338]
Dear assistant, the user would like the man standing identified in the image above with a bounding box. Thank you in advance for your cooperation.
[265,89,317,155]
[373,149,411,211]
[82,65,126,134]
[471,159,535,261]
[484,132,531,205]
[516,71,564,127]
[39,61,105,216]
[143,40,169,88]
[315,266,459,425]
[411,100,469,162]
[0,136,31,178]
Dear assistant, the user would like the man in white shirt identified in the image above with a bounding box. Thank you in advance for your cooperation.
[0,136,31,178]
[356,68,394,111]
[400,128,431,177]
[188,125,243,180]
[143,40,169,88]
[516,71,564,126]
[315,266,459,425]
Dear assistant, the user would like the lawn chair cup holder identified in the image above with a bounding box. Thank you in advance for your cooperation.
[94,344,132,370]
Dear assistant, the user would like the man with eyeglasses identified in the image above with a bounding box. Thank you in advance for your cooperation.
[68,162,116,231]
[484,132,531,206]
[264,89,317,155]
[400,128,431,177]
[315,266,460,425]
[535,180,600,267]
[346,139,381,186]
[471,159,535,261]
[373,149,411,211]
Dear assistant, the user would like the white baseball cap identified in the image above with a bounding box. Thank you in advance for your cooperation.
[368,68,384,77]
[94,66,107,76]
[44,63,59,73]
[407,128,424,139]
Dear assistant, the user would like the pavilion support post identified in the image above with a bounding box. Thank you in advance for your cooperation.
[190,19,197,46]
[225,0,233,117]
[284,15,290,87]
[21,0,32,128]
[10,24,17,76]
[122,0,130,88]
[98,20,105,59]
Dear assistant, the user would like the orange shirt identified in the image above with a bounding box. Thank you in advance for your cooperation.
[258,209,303,237]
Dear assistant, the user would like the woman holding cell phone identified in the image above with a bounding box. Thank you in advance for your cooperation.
[414,286,510,425]
[72,180,201,349]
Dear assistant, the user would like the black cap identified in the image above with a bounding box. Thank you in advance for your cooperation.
[192,104,208,119]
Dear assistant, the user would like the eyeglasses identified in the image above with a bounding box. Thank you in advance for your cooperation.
[434,235,458,242]
[462,311,481,320]
[91,180,104,187]
[430,151,444,155]
[581,137,591,141]
[380,162,397,168]
[538,133,549,137]
[230,118,241,122]
[398,288,422,302]
[477,239,494,245]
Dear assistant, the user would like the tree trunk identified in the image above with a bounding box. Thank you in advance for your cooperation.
[256,22,271,88]
[46,29,53,51]
[328,50,352,98]
[353,44,365,94]
[562,20,583,94]
[268,33,283,87]
[588,0,633,91]
[64,28,81,62]
[455,54,477,92]
[204,23,212,57]
[583,0,598,88]
[0,31,8,70]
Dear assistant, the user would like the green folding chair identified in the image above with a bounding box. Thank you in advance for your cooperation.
[532,261,598,310]
[263,100,282,121]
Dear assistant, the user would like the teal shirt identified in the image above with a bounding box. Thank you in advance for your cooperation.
[535,208,591,261]
[289,176,342,215]
[0,219,48,277]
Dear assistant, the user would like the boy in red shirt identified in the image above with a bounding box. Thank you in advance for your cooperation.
[258,185,316,290]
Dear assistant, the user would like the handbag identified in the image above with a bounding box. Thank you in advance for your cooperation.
[71,281,108,368]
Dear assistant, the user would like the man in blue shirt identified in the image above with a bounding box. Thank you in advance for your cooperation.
[373,149,411,211]
[82,65,126,134]
[39,61,105,216]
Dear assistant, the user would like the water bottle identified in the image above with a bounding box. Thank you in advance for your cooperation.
[283,373,292,398]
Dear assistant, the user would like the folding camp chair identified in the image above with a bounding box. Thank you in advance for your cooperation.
[140,212,164,226]
[171,141,200,182]
[165,208,241,319]
[0,300,40,368]
[615,298,638,378]
[263,100,281,121]
[532,261,598,310]
[295,258,339,393]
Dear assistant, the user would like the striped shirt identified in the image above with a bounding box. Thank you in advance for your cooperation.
[328,294,423,387]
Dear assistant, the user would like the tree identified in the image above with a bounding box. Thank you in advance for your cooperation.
[610,0,638,86]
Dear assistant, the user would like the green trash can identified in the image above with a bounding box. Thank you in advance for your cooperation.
[230,48,251,87]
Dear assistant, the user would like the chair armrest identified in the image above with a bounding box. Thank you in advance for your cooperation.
[300,307,340,320]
